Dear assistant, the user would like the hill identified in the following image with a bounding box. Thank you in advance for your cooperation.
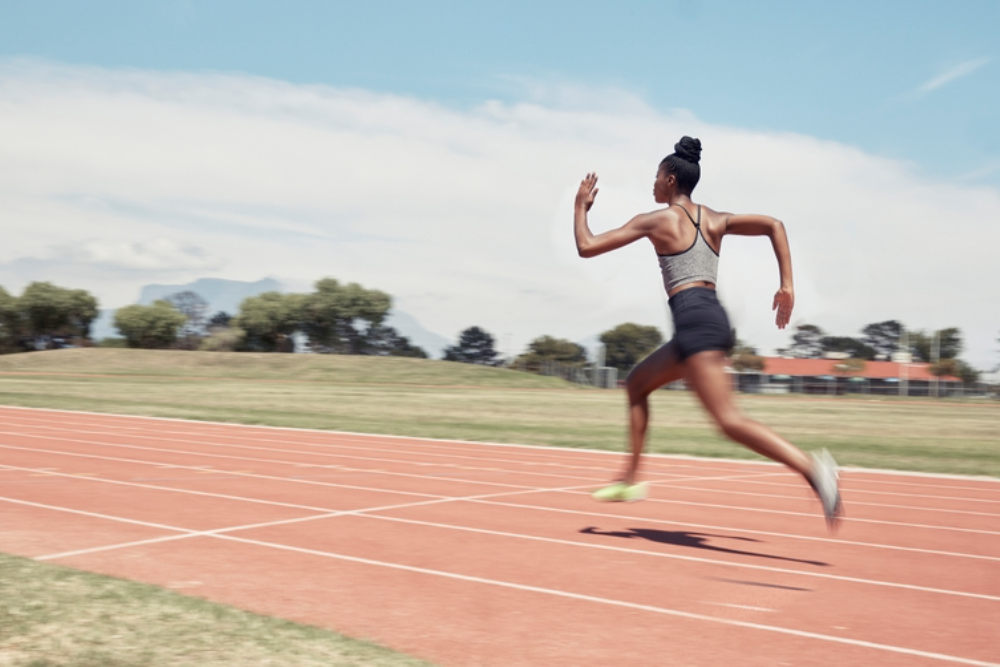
[0,348,584,389]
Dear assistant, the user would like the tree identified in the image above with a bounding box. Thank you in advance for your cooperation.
[199,327,246,352]
[113,300,187,349]
[208,311,233,329]
[234,292,304,352]
[513,335,587,373]
[599,323,663,372]
[860,320,903,359]
[730,341,764,372]
[18,281,99,347]
[820,336,876,360]
[785,324,825,359]
[0,286,22,353]
[300,278,392,354]
[929,358,980,385]
[165,291,209,338]
[359,325,428,358]
[444,326,499,365]
[910,327,963,363]
[955,360,981,386]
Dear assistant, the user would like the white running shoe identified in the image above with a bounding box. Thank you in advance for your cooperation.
[810,449,843,530]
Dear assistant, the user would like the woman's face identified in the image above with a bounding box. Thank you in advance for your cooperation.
[653,167,673,204]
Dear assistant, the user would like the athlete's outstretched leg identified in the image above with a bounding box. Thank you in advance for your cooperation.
[684,350,842,526]
[684,350,810,474]
[593,342,685,501]
[620,342,686,484]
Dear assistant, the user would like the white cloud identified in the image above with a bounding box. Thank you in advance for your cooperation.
[0,60,998,368]
[917,57,991,93]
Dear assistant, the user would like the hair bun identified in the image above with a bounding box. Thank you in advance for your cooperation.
[674,136,702,164]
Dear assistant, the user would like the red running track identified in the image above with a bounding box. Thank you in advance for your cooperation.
[1,405,998,666]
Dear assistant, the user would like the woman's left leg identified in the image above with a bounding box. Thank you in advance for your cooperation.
[683,350,812,479]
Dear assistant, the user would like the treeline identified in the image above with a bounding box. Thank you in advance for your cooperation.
[0,282,99,352]
[737,320,982,384]
[0,279,426,359]
[122,278,428,358]
[0,280,992,386]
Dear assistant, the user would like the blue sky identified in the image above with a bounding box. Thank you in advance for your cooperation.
[3,0,997,186]
[1,1,998,367]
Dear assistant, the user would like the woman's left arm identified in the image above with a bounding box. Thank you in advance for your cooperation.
[724,214,794,329]
[574,173,655,258]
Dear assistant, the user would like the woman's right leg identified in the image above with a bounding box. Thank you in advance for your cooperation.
[618,341,686,484]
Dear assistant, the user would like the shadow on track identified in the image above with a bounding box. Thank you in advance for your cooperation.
[579,526,828,567]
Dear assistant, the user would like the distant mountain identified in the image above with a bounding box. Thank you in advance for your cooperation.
[92,277,451,357]
[385,309,450,359]
[91,277,284,340]
[138,277,283,315]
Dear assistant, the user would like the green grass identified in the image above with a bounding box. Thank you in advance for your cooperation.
[0,553,434,667]
[1,349,998,477]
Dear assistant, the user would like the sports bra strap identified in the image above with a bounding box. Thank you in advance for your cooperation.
[676,204,701,229]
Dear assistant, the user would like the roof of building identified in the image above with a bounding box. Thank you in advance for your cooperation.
[756,357,960,382]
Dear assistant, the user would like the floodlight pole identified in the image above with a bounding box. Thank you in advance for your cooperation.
[899,328,908,398]
[931,330,940,399]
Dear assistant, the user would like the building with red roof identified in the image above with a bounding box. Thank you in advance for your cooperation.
[731,356,961,396]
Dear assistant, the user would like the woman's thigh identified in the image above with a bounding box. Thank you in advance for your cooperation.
[625,341,686,398]
[683,350,740,423]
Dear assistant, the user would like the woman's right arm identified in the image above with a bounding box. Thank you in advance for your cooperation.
[574,173,655,258]
[724,214,794,329]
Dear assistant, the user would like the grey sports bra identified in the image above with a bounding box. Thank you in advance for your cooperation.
[657,204,720,294]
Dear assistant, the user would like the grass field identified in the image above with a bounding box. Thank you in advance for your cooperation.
[0,553,433,667]
[1,348,998,477]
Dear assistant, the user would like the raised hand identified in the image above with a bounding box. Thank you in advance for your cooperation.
[772,287,794,330]
[575,172,599,212]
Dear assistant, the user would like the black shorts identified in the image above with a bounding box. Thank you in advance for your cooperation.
[668,287,735,361]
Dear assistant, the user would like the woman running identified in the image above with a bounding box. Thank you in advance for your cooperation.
[574,136,842,528]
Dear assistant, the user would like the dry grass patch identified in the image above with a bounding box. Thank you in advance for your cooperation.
[0,553,433,667]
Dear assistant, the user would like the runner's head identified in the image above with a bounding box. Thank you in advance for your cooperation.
[658,136,702,196]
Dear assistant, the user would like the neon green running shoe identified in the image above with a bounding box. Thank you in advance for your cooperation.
[591,481,649,503]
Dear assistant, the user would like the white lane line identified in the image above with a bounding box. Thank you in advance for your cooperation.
[18,469,998,601]
[0,423,611,483]
[207,532,1000,666]
[19,465,988,600]
[0,439,548,492]
[3,443,997,562]
[4,418,622,475]
[24,482,607,561]
[0,445,443,499]
[0,496,191,534]
[0,463,384,512]
[0,429,600,487]
[5,435,994,535]
[470,499,1000,562]
[344,512,1000,601]
[7,405,997,487]
[657,484,1000,518]
[16,419,997,515]
[689,477,1000,505]
[0,462,776,523]
[703,602,776,612]
[6,490,995,666]
[552,489,1000,537]
[0,445,776,507]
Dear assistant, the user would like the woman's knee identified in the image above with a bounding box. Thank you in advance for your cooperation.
[715,411,749,439]
[625,373,653,403]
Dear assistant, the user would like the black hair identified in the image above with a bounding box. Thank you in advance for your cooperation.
[659,136,702,195]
